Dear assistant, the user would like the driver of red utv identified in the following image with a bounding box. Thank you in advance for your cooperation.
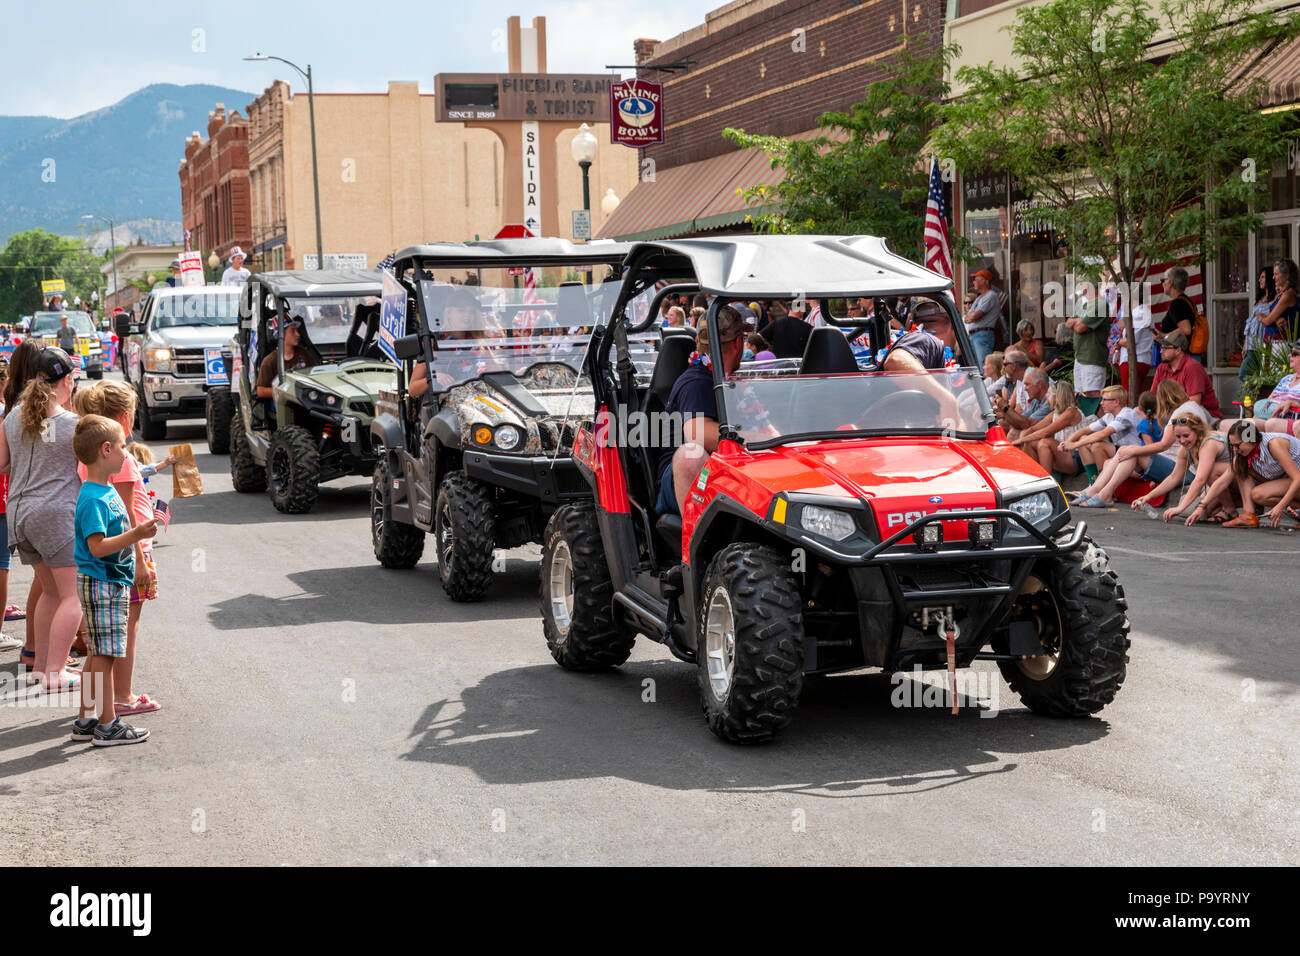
[655,305,746,516]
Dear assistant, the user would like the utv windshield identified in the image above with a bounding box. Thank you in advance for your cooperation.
[416,272,658,385]
[723,367,993,447]
[279,295,379,346]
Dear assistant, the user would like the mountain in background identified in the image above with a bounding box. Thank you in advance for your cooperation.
[0,83,258,245]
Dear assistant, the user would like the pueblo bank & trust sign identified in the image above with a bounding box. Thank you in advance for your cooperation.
[435,74,613,122]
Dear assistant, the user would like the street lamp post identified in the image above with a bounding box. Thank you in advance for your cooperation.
[245,53,324,270]
[82,214,118,311]
[570,123,598,217]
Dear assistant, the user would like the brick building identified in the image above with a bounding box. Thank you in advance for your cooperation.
[178,104,252,267]
[599,0,946,239]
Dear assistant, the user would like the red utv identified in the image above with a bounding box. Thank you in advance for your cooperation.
[539,236,1130,744]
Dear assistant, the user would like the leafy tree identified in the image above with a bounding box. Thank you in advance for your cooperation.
[932,0,1300,400]
[0,229,104,319]
[724,38,976,265]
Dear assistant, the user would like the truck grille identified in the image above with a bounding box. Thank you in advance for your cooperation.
[173,347,206,377]
[349,401,374,418]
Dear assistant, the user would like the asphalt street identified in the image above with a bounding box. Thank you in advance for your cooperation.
[1,404,1297,865]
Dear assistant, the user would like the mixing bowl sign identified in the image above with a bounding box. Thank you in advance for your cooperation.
[610,78,663,147]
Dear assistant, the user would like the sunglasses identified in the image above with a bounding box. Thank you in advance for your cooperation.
[1169,416,1198,426]
[1291,348,1300,357]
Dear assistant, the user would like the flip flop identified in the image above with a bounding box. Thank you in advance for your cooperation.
[114,694,160,716]
[4,605,25,621]
[1073,495,1107,507]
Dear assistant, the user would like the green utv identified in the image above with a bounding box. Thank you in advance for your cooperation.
[369,239,659,601]
[224,269,396,514]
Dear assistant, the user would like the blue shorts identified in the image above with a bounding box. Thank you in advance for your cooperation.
[0,516,9,571]
[1137,453,1177,484]
[655,460,678,516]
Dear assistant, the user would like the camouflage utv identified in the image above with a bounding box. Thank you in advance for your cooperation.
[369,239,657,602]
[226,269,396,514]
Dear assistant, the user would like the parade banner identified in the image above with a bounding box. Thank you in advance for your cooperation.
[178,250,204,287]
[378,270,406,364]
[41,278,66,296]
[610,78,663,148]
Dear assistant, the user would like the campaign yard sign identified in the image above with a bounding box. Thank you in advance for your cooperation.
[204,347,229,385]
[178,250,204,287]
[378,270,406,364]
[610,78,663,147]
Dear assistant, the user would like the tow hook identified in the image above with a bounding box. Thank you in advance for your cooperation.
[922,607,960,716]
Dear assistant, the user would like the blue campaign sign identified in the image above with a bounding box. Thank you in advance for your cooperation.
[205,347,229,385]
[246,327,258,381]
[378,270,405,364]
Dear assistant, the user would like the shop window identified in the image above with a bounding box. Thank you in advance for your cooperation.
[1214,296,1249,368]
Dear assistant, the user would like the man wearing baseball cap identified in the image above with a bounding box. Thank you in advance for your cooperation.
[1153,331,1222,418]
[656,305,746,516]
[165,259,182,287]
[220,247,250,287]
[962,268,1002,367]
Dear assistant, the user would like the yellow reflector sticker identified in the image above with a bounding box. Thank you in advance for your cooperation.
[474,397,504,412]
[772,498,787,524]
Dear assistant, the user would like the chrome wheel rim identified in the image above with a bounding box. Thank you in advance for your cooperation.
[548,539,574,639]
[1013,574,1063,680]
[704,588,736,701]
[436,500,454,573]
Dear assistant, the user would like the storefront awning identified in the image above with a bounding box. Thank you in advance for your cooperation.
[1237,34,1300,110]
[598,128,841,240]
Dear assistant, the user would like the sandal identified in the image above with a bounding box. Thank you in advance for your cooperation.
[1222,513,1260,528]
[1205,511,1234,525]
[1074,495,1108,508]
[4,605,25,621]
[114,694,160,716]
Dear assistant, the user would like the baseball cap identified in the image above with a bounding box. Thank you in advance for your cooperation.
[1163,331,1189,351]
[170,258,181,269]
[908,297,946,319]
[35,347,73,382]
[971,269,995,281]
[712,305,746,343]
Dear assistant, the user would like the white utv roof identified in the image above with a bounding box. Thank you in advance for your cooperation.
[622,235,954,298]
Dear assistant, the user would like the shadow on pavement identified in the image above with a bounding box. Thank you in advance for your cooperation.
[171,485,371,526]
[400,661,1109,796]
[206,562,540,629]
[0,713,96,781]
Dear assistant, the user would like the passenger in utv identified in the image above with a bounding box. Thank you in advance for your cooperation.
[655,306,746,517]
[256,313,315,400]
[409,288,487,397]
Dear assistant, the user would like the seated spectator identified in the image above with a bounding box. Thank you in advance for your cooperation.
[746,332,774,362]
[1068,391,1172,505]
[1014,320,1043,367]
[1207,421,1300,528]
[1152,332,1222,418]
[996,366,1051,440]
[1062,385,1144,489]
[983,351,1006,399]
[664,306,687,328]
[1015,379,1083,476]
[1234,343,1300,436]
[1135,415,1236,524]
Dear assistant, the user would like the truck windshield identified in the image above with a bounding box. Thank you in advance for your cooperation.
[153,291,242,328]
[723,367,994,448]
[32,312,94,334]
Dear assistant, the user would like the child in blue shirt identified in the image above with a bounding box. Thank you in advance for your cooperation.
[70,415,158,747]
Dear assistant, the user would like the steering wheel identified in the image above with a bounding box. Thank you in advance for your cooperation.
[861,389,944,428]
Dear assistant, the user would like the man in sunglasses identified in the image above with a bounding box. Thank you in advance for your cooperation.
[1152,331,1221,419]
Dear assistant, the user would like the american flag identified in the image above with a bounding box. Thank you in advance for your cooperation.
[378,251,396,272]
[520,266,544,332]
[924,157,954,280]
[1134,249,1202,322]
[153,498,170,530]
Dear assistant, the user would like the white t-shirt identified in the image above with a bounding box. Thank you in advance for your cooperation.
[1169,400,1211,425]
[221,266,250,286]
[1089,407,1144,447]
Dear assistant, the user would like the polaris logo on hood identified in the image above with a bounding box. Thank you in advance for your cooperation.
[885,505,988,529]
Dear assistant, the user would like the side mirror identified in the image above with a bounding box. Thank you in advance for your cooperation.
[114,316,130,338]
[394,333,423,361]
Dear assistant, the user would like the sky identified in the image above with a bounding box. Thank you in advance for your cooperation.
[0,0,709,117]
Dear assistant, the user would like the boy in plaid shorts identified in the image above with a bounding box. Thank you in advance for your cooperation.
[69,416,158,746]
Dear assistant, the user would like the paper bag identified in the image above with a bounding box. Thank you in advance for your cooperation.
[169,443,203,498]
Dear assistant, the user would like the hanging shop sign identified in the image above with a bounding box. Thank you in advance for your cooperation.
[610,77,663,148]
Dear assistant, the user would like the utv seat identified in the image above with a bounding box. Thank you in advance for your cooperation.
[800,326,859,375]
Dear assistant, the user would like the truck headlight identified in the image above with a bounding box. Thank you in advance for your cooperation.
[494,425,521,451]
[800,505,855,541]
[1007,491,1054,525]
[144,347,172,373]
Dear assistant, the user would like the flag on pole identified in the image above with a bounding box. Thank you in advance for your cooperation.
[924,157,953,280]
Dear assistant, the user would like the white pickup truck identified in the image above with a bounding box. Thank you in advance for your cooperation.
[120,285,242,440]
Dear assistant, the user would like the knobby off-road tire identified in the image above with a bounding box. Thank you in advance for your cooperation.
[434,471,495,602]
[88,365,103,380]
[998,531,1130,717]
[371,459,425,568]
[697,543,804,744]
[267,424,320,514]
[206,387,234,454]
[229,409,266,492]
[135,386,166,441]
[539,503,631,670]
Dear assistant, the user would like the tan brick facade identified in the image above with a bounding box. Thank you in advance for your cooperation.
[240,80,637,271]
